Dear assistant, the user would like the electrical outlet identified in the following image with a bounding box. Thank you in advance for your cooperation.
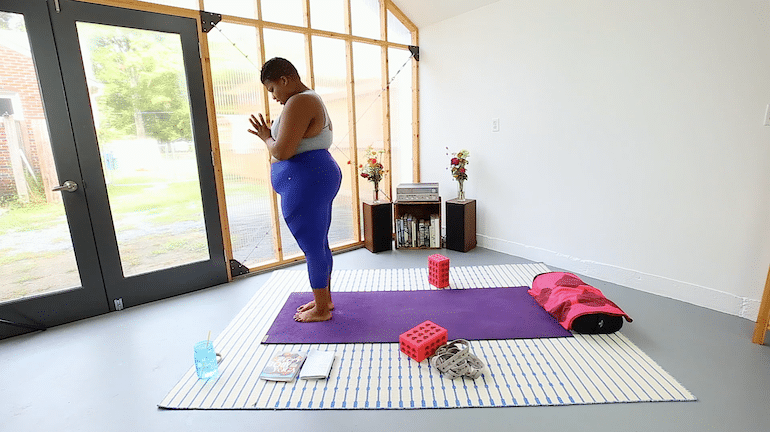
[765,104,770,126]
[492,118,500,132]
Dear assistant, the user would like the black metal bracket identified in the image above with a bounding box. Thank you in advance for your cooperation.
[0,318,46,331]
[408,45,420,61]
[229,259,249,277]
[200,11,222,33]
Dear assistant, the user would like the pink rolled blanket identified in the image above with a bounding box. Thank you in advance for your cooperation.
[529,272,632,333]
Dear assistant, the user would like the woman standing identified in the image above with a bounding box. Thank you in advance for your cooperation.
[248,58,341,323]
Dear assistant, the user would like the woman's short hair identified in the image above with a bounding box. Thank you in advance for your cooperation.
[261,57,299,83]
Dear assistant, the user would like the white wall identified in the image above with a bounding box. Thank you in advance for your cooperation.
[419,0,770,320]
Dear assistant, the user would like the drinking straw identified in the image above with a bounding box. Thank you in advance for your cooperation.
[206,331,211,348]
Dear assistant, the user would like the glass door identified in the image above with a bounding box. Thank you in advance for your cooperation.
[0,0,227,339]
[0,0,109,339]
[50,0,227,308]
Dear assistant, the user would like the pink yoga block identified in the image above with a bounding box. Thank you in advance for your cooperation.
[428,254,450,288]
[399,320,448,362]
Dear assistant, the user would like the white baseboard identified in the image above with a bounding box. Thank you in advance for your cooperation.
[477,234,761,321]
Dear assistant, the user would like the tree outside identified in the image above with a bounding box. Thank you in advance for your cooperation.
[78,23,193,146]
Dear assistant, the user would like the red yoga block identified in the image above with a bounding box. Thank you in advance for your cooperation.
[428,254,450,288]
[399,320,448,362]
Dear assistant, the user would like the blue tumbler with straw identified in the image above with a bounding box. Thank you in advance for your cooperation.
[194,339,223,380]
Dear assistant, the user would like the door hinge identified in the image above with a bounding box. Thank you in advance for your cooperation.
[114,298,124,311]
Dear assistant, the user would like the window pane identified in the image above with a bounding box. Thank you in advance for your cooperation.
[387,10,411,45]
[207,22,281,268]
[313,36,357,246]
[263,29,308,119]
[388,48,413,186]
[77,23,210,277]
[261,0,304,27]
[203,0,257,19]
[309,0,345,34]
[351,0,381,40]
[353,42,385,210]
[0,12,81,302]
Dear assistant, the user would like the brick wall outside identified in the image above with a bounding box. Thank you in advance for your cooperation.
[1,44,45,200]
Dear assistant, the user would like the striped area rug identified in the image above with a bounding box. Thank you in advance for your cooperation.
[159,263,696,409]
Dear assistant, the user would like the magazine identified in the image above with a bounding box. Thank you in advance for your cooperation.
[299,349,336,380]
[259,352,306,382]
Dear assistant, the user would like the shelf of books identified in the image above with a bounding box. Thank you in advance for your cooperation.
[393,200,441,249]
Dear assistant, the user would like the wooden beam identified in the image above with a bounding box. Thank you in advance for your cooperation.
[345,0,361,241]
[194,12,233,275]
[303,0,315,89]
[385,0,417,33]
[752,264,770,344]
[303,0,312,29]
[196,6,234,281]
[380,0,393,199]
[218,15,410,51]
[244,241,364,274]
[411,30,420,182]
[380,0,388,42]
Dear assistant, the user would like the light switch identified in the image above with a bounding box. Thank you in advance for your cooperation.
[492,118,500,132]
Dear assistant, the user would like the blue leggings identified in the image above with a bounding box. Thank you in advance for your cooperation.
[271,150,342,289]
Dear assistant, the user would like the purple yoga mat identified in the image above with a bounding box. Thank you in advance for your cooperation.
[262,287,572,344]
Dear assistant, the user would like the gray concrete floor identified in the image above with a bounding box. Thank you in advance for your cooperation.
[1,247,769,432]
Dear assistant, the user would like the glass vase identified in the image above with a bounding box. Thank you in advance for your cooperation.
[373,180,380,202]
[457,179,465,201]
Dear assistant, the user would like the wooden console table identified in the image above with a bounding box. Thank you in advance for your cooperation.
[362,200,392,253]
[445,198,476,252]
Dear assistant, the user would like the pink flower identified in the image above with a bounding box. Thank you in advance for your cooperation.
[460,168,466,173]
[361,173,369,178]
[451,157,460,165]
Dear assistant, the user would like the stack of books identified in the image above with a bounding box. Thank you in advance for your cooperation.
[396,213,440,248]
[259,350,336,382]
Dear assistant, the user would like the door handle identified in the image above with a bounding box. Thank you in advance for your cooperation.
[52,180,78,193]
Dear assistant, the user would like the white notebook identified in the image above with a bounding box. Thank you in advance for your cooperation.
[299,349,336,380]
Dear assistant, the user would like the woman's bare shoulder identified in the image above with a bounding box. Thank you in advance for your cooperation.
[284,92,323,116]
[287,92,321,106]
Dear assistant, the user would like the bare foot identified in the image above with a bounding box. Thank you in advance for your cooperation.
[296,300,334,313]
[294,308,332,322]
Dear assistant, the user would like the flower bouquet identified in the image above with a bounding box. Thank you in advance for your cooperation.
[359,147,386,201]
[448,148,469,200]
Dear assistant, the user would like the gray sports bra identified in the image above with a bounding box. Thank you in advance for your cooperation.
[270,89,332,156]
